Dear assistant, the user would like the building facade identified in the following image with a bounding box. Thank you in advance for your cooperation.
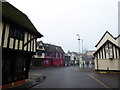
[44,43,65,67]
[31,41,45,68]
[82,50,95,65]
[67,51,79,65]
[93,31,120,71]
[64,54,71,66]
[1,2,43,88]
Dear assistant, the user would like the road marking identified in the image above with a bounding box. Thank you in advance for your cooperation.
[88,74,112,89]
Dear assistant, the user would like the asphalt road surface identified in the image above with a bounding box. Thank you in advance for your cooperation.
[29,66,118,88]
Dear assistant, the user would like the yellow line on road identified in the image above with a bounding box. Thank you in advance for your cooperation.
[88,74,112,89]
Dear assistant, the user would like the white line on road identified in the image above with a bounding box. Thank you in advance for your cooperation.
[88,74,112,89]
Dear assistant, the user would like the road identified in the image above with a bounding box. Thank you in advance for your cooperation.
[29,66,118,88]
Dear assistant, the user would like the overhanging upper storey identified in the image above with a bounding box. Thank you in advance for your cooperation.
[0,1,43,53]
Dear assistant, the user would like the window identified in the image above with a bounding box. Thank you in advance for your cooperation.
[105,44,108,51]
[47,53,51,57]
[58,53,60,57]
[105,44,109,59]
[38,45,43,49]
[18,30,20,38]
[18,30,24,40]
[109,44,112,49]
[37,51,42,56]
[109,44,113,57]
[53,53,56,57]
[14,28,17,37]
[9,25,24,40]
[61,53,63,58]
[105,43,114,59]
[9,26,14,36]
[60,60,62,64]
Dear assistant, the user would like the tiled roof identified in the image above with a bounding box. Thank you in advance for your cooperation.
[2,2,43,38]
[43,43,65,53]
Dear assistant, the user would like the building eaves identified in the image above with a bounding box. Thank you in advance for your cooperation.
[2,2,43,38]
[115,35,120,39]
[95,31,115,47]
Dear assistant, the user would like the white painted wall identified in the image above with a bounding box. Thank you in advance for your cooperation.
[9,38,14,49]
[24,32,28,51]
[95,59,120,70]
[118,1,120,35]
[34,53,45,58]
[19,40,23,50]
[14,39,18,50]
[3,24,9,48]
[0,21,3,47]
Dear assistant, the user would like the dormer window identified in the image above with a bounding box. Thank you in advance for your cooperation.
[38,45,42,49]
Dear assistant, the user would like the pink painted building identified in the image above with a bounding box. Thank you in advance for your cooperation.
[44,43,65,67]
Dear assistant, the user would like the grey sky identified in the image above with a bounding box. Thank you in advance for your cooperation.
[7,0,119,53]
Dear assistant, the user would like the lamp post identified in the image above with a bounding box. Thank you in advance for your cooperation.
[77,34,84,69]
[81,39,83,54]
[76,34,80,54]
[76,34,80,67]
[80,39,84,69]
[76,34,83,54]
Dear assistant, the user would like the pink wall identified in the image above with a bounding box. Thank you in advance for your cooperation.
[44,52,65,67]
[45,53,64,59]
[52,59,64,66]
[44,60,51,67]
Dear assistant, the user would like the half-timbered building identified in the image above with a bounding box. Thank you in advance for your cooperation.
[31,41,45,68]
[1,2,43,88]
[93,31,120,71]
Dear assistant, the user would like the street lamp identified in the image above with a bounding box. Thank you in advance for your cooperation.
[76,34,83,54]
[80,39,84,69]
[76,34,80,54]
[81,39,83,54]
[76,34,80,67]
[77,34,84,69]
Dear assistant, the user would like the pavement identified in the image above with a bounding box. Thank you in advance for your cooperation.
[77,66,120,89]
[6,74,46,89]
[88,72,119,88]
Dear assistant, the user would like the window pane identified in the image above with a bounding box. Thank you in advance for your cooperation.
[9,26,14,36]
[14,28,17,37]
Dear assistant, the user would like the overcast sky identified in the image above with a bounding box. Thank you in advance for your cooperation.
[6,0,119,53]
